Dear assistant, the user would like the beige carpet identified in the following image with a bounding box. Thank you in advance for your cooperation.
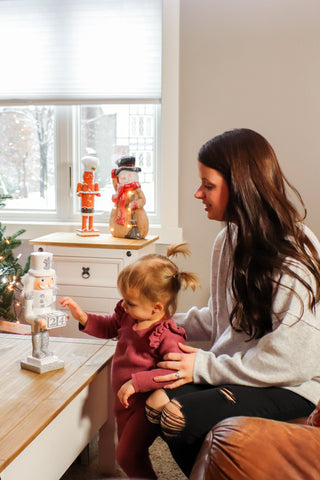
[60,435,187,480]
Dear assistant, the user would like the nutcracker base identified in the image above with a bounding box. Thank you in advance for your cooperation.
[20,355,64,374]
[76,228,100,237]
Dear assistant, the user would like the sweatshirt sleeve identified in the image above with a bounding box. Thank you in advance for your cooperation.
[131,322,187,392]
[193,264,320,388]
[174,228,229,343]
[174,297,215,342]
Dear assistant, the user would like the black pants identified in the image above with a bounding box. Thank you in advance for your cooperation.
[164,384,315,477]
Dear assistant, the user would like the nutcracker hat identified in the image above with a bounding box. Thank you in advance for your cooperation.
[114,155,141,176]
[28,252,55,277]
[82,156,99,172]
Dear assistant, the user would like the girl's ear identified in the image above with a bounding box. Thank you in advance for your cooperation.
[152,302,164,315]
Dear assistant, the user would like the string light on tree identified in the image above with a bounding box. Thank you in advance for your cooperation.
[0,195,30,322]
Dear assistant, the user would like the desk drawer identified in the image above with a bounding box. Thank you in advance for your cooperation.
[54,294,121,338]
[57,286,121,313]
[53,256,123,288]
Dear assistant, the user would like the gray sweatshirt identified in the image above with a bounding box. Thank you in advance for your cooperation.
[174,224,320,405]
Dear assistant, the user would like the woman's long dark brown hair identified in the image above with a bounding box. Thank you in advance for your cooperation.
[199,128,320,339]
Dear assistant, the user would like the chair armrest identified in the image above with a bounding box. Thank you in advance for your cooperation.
[190,416,320,480]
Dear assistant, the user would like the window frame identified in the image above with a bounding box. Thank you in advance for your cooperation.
[3,0,182,244]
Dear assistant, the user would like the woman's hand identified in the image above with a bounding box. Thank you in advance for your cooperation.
[117,379,136,408]
[153,343,198,389]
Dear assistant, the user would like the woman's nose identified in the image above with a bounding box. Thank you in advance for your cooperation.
[194,186,203,199]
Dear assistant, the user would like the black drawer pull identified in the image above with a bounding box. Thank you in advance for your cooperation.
[81,267,90,279]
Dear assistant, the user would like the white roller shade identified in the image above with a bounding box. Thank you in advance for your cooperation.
[0,0,162,104]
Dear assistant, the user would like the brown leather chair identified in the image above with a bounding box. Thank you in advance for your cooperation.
[190,416,320,480]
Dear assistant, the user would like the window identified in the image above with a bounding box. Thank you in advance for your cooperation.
[0,1,181,243]
[0,104,159,224]
[0,106,56,212]
[80,104,159,218]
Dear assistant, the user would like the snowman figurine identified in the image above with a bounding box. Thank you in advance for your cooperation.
[109,156,149,239]
[20,251,67,373]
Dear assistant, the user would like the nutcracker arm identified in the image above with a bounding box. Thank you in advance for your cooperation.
[24,299,46,330]
[94,183,101,197]
[24,296,35,324]
[77,183,83,197]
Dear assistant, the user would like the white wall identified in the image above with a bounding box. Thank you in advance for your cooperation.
[11,1,320,317]
[177,0,320,312]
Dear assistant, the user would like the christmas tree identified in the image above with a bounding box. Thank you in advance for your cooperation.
[0,195,30,322]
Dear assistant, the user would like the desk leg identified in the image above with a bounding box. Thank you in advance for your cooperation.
[98,363,116,474]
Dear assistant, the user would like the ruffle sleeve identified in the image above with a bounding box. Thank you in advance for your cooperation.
[131,318,187,393]
[149,318,186,349]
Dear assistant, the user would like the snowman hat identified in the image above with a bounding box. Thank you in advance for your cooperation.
[28,251,55,277]
[82,156,99,172]
[114,155,141,176]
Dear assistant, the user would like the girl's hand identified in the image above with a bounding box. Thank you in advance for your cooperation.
[117,379,136,408]
[59,297,88,326]
[153,343,198,388]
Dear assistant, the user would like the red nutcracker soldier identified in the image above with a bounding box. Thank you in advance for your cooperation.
[77,156,101,236]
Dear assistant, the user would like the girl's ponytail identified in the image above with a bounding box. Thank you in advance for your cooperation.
[167,243,200,293]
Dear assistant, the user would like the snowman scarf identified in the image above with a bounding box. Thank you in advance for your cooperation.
[112,182,141,225]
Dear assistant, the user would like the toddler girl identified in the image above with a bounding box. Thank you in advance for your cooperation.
[60,243,199,479]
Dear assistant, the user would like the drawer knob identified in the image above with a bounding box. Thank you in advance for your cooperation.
[126,251,132,257]
[81,267,90,279]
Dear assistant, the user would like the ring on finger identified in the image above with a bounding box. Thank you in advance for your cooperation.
[175,371,181,379]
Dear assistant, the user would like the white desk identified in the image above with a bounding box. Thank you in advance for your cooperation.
[0,334,116,480]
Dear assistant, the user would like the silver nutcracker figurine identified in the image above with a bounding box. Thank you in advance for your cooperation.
[20,251,67,373]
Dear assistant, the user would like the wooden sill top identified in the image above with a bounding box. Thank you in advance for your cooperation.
[29,232,159,250]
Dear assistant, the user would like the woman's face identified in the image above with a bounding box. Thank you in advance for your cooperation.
[194,161,229,221]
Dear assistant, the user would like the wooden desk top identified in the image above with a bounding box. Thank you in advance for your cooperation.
[29,232,159,250]
[0,334,115,473]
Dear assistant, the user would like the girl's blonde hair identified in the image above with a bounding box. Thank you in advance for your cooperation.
[117,243,200,315]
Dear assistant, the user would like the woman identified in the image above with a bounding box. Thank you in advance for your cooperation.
[145,128,320,476]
